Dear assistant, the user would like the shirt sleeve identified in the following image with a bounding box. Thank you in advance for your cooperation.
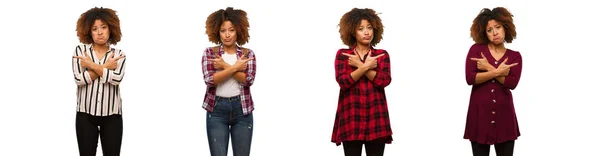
[335,49,358,89]
[370,50,391,88]
[72,45,92,86]
[503,52,522,90]
[465,44,479,85]
[240,49,256,87]
[100,49,126,85]
[202,47,218,87]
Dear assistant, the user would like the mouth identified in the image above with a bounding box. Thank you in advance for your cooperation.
[363,37,372,40]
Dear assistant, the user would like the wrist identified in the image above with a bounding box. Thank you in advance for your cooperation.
[491,69,502,77]
[358,65,369,72]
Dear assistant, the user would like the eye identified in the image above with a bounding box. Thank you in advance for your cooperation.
[220,29,226,33]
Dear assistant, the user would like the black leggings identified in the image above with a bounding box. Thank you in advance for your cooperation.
[471,140,515,156]
[76,112,123,156]
[342,138,386,156]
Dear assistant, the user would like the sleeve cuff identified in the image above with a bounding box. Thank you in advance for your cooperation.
[99,68,110,83]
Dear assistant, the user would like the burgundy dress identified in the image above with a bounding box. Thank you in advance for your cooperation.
[464,44,523,145]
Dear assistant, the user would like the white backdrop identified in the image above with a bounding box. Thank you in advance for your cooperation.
[1,0,599,155]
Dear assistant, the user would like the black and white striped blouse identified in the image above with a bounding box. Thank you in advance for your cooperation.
[72,44,126,116]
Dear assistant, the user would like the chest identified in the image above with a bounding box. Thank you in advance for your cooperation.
[221,53,238,64]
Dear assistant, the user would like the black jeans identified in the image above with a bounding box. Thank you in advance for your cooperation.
[76,112,123,156]
[471,140,515,156]
[342,138,386,156]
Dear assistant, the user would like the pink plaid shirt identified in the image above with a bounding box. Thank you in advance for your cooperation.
[202,45,256,115]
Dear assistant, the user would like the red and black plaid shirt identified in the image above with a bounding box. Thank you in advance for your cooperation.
[331,46,393,145]
[201,45,256,115]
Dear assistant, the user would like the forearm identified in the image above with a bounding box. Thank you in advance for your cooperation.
[232,72,246,83]
[365,69,377,80]
[86,64,105,80]
[213,68,237,84]
[494,76,506,84]
[350,67,369,81]
[474,70,501,84]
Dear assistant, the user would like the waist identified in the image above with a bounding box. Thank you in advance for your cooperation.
[216,95,241,101]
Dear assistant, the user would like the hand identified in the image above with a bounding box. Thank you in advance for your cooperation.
[361,50,385,70]
[102,52,126,70]
[495,58,518,76]
[238,62,247,72]
[72,49,94,69]
[342,50,364,68]
[232,56,254,71]
[209,56,231,70]
[470,52,494,71]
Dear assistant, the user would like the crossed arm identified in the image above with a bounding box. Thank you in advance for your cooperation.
[72,46,126,86]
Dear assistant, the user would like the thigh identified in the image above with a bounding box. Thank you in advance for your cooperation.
[365,138,386,156]
[76,112,100,156]
[206,109,231,156]
[494,140,515,156]
[231,112,253,156]
[99,114,123,156]
[343,141,363,156]
[471,141,491,156]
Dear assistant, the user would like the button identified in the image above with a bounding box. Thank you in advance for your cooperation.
[492,80,495,83]
[491,89,495,93]
[492,111,496,114]
[492,99,496,103]
[491,121,496,124]
[494,61,498,64]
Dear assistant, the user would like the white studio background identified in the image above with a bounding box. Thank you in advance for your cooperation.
[1,0,599,155]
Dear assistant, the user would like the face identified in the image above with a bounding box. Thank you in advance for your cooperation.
[91,19,110,45]
[486,19,505,45]
[355,19,374,46]
[219,20,237,47]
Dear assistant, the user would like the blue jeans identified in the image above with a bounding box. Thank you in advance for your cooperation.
[206,96,253,156]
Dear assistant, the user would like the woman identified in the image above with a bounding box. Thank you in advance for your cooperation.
[201,7,256,156]
[72,7,126,156]
[464,7,522,156]
[332,8,392,156]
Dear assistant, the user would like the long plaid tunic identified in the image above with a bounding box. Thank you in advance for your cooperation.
[331,46,393,145]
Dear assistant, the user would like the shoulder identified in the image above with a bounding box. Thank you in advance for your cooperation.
[203,46,217,55]
[507,48,522,60]
[336,48,352,55]
[467,43,487,56]
[75,43,91,50]
[507,48,520,55]
[373,48,388,55]
[469,43,486,51]
[239,46,253,53]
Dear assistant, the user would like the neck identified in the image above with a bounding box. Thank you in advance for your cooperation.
[222,44,237,54]
[488,43,505,53]
[355,43,370,55]
[93,43,109,53]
